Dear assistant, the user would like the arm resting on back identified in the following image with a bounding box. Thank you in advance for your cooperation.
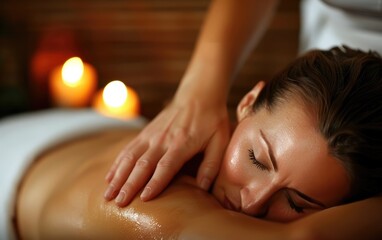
[179,196,382,240]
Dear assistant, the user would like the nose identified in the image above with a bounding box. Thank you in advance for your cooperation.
[240,184,275,218]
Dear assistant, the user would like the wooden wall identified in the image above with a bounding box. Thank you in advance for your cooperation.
[0,0,300,120]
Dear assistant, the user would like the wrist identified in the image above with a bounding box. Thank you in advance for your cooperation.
[175,64,231,107]
[174,76,229,108]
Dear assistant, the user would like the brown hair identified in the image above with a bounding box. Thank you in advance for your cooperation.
[253,46,382,202]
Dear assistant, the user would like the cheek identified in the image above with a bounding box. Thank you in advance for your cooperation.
[214,119,259,193]
[218,137,249,185]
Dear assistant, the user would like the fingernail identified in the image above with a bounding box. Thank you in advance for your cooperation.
[104,185,115,200]
[116,191,126,204]
[200,177,210,191]
[140,186,151,201]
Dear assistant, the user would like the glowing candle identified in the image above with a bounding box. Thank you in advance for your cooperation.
[93,80,140,119]
[50,57,97,107]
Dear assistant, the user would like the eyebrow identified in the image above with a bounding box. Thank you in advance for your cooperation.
[292,189,326,208]
[260,130,278,171]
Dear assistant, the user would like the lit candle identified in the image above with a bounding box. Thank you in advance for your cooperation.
[93,80,140,119]
[49,57,97,107]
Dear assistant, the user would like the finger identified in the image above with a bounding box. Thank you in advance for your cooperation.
[197,130,229,191]
[104,143,146,201]
[115,148,164,207]
[104,153,140,201]
[140,147,195,201]
[105,138,141,183]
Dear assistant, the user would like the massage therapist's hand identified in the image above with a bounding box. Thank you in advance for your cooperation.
[103,0,279,207]
[104,90,231,207]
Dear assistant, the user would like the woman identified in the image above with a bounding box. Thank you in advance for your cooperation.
[6,47,382,239]
[105,0,382,204]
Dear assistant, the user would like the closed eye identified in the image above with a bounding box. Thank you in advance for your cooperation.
[248,149,268,171]
[285,191,304,214]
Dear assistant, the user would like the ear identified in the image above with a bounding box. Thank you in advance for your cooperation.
[237,81,265,121]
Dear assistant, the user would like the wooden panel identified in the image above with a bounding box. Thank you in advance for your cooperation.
[1,0,300,119]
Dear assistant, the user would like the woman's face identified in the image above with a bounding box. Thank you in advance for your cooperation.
[212,88,350,222]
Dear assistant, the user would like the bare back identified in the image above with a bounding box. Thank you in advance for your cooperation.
[16,129,222,239]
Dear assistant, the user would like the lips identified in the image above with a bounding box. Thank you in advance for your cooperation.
[224,196,239,211]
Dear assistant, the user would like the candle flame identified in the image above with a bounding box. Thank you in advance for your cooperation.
[102,80,128,108]
[62,57,84,87]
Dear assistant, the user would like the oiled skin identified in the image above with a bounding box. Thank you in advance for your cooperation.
[16,129,226,239]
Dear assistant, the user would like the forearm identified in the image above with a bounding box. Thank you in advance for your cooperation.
[180,209,288,240]
[181,196,382,240]
[176,0,279,104]
[289,197,382,240]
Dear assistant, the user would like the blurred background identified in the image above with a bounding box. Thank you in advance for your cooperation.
[0,0,299,121]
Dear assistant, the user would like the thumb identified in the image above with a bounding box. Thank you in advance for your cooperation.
[197,128,229,191]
